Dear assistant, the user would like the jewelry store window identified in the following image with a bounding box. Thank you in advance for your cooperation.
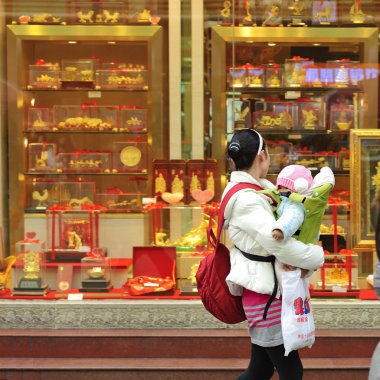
[0,1,379,304]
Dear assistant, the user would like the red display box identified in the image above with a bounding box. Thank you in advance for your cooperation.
[133,246,176,280]
[129,246,176,296]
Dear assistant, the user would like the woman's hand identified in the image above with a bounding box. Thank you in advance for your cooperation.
[282,264,297,271]
[282,264,309,278]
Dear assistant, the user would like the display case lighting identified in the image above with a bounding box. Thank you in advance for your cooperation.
[107,41,116,45]
[68,41,77,44]
[267,43,276,46]
[313,43,321,46]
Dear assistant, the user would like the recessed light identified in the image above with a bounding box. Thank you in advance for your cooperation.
[268,43,276,46]
[68,41,77,44]
[107,41,116,44]
[313,43,320,46]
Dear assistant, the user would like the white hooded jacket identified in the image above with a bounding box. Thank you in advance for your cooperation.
[223,171,324,297]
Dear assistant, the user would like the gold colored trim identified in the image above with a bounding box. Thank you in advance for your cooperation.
[7,25,161,40]
[24,213,145,220]
[350,129,380,247]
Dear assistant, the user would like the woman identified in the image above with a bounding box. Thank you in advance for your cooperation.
[223,129,324,380]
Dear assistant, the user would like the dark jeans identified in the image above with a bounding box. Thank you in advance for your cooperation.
[237,343,303,380]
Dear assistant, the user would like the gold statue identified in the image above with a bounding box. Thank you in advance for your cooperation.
[268,75,280,87]
[137,9,151,23]
[313,5,331,24]
[23,251,40,280]
[242,1,254,25]
[155,232,171,246]
[190,173,201,193]
[67,229,82,250]
[349,0,366,23]
[292,0,306,16]
[32,189,49,208]
[32,111,49,129]
[334,111,352,130]
[171,174,184,194]
[35,151,48,168]
[206,172,215,192]
[173,214,216,247]
[257,111,292,129]
[188,264,200,286]
[155,172,167,194]
[87,266,105,279]
[235,106,250,121]
[302,109,317,129]
[220,1,232,19]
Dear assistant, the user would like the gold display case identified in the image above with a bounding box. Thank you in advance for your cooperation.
[7,25,164,251]
[212,27,378,181]
[211,26,378,287]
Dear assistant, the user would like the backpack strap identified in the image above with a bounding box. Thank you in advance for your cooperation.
[207,183,263,248]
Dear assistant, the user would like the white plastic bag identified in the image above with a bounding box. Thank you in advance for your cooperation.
[281,269,315,356]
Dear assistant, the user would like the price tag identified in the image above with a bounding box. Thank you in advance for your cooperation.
[68,293,84,300]
[88,91,101,98]
[143,282,159,287]
[143,197,157,204]
[285,91,301,100]
[332,285,347,293]
[288,134,302,140]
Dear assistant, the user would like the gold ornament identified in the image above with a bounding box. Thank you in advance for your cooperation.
[23,251,40,280]
[120,146,142,167]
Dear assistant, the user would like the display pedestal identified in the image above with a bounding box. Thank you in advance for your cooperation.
[179,285,198,296]
[13,277,48,296]
[80,278,113,292]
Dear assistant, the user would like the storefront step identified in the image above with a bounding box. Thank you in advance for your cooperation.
[0,357,371,380]
[0,329,378,359]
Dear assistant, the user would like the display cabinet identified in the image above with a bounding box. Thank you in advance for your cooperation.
[7,25,164,252]
[211,26,378,294]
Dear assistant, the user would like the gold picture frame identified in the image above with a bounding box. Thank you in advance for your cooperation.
[350,129,380,247]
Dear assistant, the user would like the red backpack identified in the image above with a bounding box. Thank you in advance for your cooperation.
[196,182,263,324]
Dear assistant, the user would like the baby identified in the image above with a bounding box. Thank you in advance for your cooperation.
[271,164,335,244]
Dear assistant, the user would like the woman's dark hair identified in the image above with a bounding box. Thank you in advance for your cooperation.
[227,129,266,170]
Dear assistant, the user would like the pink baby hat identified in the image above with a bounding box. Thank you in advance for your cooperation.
[276,165,313,194]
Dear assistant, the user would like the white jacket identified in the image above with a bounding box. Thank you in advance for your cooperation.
[223,171,324,297]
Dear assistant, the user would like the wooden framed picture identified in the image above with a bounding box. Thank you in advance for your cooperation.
[350,129,380,247]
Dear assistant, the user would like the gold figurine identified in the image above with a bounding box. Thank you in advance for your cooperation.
[302,109,317,129]
[35,151,48,168]
[171,174,184,194]
[220,1,232,18]
[67,229,82,250]
[137,9,151,23]
[32,189,49,208]
[206,172,215,192]
[23,251,40,280]
[258,111,292,128]
[334,111,352,130]
[87,266,105,279]
[155,172,167,194]
[349,0,366,23]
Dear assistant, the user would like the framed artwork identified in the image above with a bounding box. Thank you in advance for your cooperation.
[350,129,380,247]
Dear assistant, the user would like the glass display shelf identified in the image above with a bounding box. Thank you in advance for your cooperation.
[23,88,149,93]
[227,87,364,95]
[24,131,147,135]
[24,172,149,176]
